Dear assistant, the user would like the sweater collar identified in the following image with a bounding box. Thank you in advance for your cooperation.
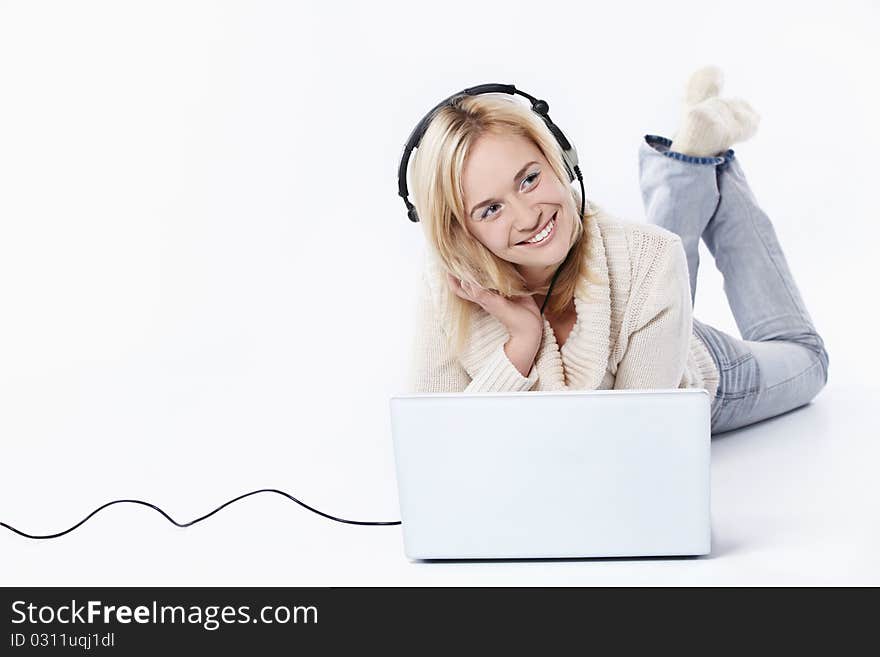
[433,211,612,391]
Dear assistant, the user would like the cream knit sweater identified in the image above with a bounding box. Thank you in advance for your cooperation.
[407,207,720,397]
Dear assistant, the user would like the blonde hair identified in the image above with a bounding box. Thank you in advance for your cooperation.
[408,92,601,360]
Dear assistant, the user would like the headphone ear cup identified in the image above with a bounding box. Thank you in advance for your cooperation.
[561,147,578,183]
[539,114,578,182]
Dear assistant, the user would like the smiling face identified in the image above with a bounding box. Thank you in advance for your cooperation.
[460,131,575,290]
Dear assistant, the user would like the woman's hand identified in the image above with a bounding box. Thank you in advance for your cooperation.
[446,273,544,341]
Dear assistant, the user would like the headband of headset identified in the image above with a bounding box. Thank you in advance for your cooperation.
[397,83,581,223]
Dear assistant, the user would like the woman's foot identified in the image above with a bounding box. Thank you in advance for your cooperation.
[670,66,761,158]
[683,65,724,106]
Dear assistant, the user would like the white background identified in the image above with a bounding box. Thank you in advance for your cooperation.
[1,0,877,585]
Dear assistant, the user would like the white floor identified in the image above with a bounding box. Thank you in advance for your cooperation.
[2,376,877,587]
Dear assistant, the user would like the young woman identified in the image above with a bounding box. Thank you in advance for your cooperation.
[406,67,829,435]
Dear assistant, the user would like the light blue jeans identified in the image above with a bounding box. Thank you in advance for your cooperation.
[638,135,829,435]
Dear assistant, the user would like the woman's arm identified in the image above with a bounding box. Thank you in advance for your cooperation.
[407,270,540,393]
[613,236,692,389]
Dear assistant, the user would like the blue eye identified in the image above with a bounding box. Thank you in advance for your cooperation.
[478,171,540,220]
[522,171,540,188]
[481,203,501,220]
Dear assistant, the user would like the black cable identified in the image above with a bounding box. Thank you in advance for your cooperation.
[1,488,401,539]
[540,164,586,316]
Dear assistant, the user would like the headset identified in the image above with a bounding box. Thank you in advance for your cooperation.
[397,83,587,315]
[0,84,588,540]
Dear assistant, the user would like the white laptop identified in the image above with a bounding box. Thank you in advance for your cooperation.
[389,388,711,560]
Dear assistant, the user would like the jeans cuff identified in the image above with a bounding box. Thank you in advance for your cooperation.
[644,134,735,167]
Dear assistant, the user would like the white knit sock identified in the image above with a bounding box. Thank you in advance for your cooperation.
[683,65,724,106]
[670,67,761,157]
